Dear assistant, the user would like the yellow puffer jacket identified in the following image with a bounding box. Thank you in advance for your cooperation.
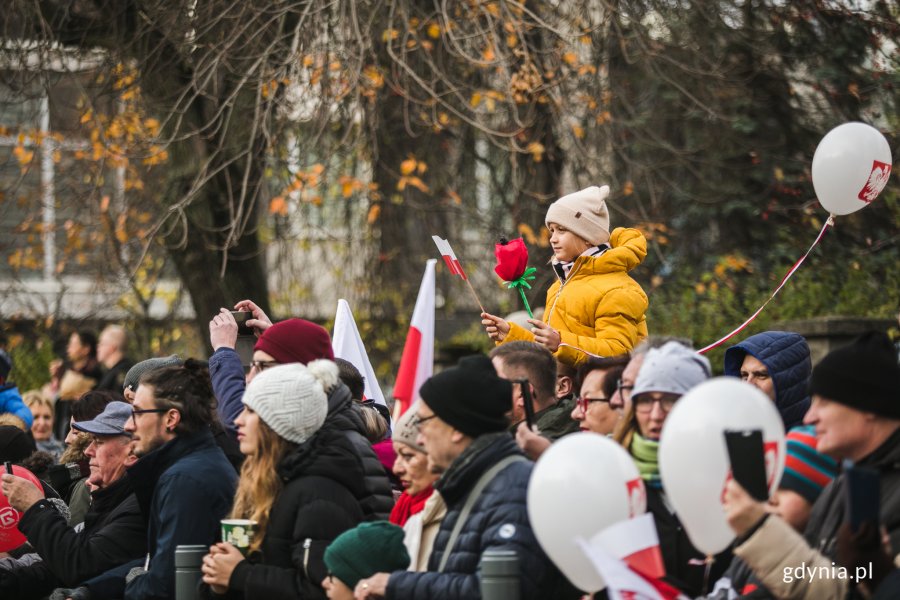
[501,227,649,367]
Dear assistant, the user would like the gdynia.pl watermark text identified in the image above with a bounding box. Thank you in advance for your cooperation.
[783,562,874,584]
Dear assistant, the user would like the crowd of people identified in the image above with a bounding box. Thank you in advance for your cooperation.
[0,185,897,600]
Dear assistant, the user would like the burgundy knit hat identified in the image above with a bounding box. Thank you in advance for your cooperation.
[254,318,334,365]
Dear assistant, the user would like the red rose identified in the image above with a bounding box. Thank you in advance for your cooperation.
[494,237,529,282]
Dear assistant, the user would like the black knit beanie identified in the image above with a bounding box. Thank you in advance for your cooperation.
[419,355,512,437]
[0,425,36,463]
[808,331,900,419]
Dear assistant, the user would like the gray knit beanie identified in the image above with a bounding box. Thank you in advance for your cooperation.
[125,355,183,391]
[545,185,611,246]
[242,360,337,444]
[632,342,711,399]
[393,406,425,453]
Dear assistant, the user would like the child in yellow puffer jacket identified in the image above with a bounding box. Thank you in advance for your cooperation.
[482,185,649,368]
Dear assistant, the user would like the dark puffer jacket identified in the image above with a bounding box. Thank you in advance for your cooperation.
[386,433,570,600]
[209,348,393,520]
[724,331,811,429]
[207,421,366,600]
[0,476,146,599]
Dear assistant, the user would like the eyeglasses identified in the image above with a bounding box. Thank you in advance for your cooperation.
[577,395,610,414]
[250,360,279,372]
[633,395,678,414]
[131,408,169,427]
[616,379,634,398]
[412,414,437,428]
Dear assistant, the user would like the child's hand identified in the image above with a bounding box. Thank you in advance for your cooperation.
[529,319,561,352]
[481,313,510,342]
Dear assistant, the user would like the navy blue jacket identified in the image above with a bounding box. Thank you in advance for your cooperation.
[209,347,246,435]
[85,429,238,600]
[724,331,811,429]
[209,348,393,520]
[386,433,569,600]
[0,384,34,428]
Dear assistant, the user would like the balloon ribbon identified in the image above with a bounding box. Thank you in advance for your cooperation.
[506,267,537,318]
[698,216,834,354]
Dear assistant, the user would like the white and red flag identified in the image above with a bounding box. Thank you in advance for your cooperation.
[431,236,468,280]
[392,259,437,418]
[332,299,387,409]
[576,531,687,600]
[592,513,666,579]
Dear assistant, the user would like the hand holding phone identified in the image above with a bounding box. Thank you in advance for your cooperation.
[724,429,769,502]
[517,379,536,430]
[230,311,255,336]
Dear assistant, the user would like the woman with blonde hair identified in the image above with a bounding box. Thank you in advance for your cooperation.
[201,361,366,599]
[23,391,65,459]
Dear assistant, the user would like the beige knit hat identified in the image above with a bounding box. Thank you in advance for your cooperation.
[242,360,337,444]
[393,405,425,453]
[545,185,611,245]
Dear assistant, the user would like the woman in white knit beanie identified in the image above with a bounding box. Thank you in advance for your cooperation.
[200,360,368,597]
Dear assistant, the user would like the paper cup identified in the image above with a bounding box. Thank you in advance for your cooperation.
[221,519,258,556]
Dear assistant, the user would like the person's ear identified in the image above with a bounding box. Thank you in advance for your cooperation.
[556,375,573,399]
[165,408,181,433]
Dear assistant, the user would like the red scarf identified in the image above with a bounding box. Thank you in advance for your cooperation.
[389,485,434,527]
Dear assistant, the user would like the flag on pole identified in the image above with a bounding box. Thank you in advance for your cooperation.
[393,259,437,418]
[432,236,467,280]
[332,299,387,408]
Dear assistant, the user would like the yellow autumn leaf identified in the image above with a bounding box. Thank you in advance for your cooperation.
[572,124,585,139]
[269,196,288,216]
[470,92,483,108]
[526,141,545,162]
[446,189,462,205]
[623,181,634,196]
[562,52,577,66]
[399,157,416,175]
[367,204,381,224]
[507,34,518,48]
[482,44,495,62]
[406,176,430,193]
[427,23,441,39]
[100,195,110,213]
[517,223,538,245]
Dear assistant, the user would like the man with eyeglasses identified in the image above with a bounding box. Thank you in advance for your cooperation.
[0,401,146,599]
[355,355,575,600]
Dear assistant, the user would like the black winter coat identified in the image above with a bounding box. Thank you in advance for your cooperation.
[0,475,146,599]
[210,421,366,600]
[805,428,900,575]
[386,433,572,600]
[325,383,394,520]
[646,485,731,597]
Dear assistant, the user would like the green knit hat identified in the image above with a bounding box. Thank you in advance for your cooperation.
[324,521,410,589]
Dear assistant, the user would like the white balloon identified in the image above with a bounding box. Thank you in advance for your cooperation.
[812,122,892,216]
[527,433,646,592]
[659,378,786,555]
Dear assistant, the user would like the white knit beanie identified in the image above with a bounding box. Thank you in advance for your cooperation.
[242,360,338,444]
[632,342,711,399]
[545,185,611,246]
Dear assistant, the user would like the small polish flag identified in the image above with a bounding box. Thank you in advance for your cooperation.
[592,513,666,579]
[432,236,467,280]
[576,535,687,600]
[393,259,436,418]
[332,299,387,408]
